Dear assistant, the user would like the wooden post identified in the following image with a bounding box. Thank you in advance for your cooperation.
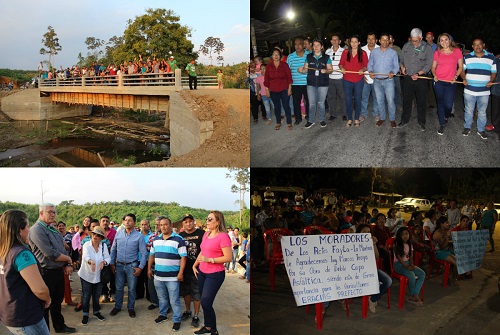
[175,69,182,90]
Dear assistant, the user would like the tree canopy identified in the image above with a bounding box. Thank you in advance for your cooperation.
[0,200,249,232]
[40,26,62,70]
[111,8,197,66]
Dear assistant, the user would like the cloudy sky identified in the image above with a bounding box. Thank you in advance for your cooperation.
[0,0,249,70]
[0,168,249,211]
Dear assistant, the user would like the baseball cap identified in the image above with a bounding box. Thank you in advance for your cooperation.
[169,55,174,59]
[182,213,194,221]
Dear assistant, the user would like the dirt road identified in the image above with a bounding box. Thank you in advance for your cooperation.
[0,269,249,335]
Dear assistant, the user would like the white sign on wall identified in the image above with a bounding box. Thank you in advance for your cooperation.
[281,233,380,307]
[451,230,489,274]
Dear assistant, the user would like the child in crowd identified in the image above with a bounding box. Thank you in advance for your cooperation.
[255,64,274,124]
[393,227,425,306]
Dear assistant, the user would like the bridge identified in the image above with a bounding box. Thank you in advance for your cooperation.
[1,69,218,157]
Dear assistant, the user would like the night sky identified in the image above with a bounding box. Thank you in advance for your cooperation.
[251,0,499,55]
[250,168,500,203]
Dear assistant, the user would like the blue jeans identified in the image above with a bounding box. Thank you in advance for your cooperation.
[6,318,50,335]
[343,79,364,120]
[154,279,182,323]
[81,278,102,316]
[393,260,425,296]
[225,248,238,271]
[270,90,292,125]
[434,81,457,125]
[261,95,274,121]
[245,248,250,281]
[464,93,489,132]
[371,269,392,303]
[114,261,138,310]
[373,79,396,121]
[198,270,225,332]
[307,85,328,123]
[361,82,379,118]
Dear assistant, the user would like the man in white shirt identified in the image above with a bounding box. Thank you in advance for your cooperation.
[325,33,346,121]
[360,32,380,122]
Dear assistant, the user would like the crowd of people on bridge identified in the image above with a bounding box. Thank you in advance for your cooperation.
[249,27,500,140]
[0,204,250,335]
[250,187,497,314]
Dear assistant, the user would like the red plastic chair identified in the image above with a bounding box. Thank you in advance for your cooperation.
[360,256,391,317]
[386,237,425,309]
[303,225,334,235]
[340,228,351,234]
[427,232,451,287]
[305,300,349,330]
[263,228,293,291]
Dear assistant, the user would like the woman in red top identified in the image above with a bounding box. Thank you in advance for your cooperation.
[339,35,368,128]
[372,213,391,273]
[264,48,293,130]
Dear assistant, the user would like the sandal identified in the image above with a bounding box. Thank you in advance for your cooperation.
[287,124,293,130]
[346,120,352,128]
[266,119,272,125]
[274,124,281,130]
[354,120,360,127]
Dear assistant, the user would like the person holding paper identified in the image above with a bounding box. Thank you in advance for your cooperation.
[356,224,392,313]
[432,216,459,286]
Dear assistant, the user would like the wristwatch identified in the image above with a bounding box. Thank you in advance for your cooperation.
[211,258,215,264]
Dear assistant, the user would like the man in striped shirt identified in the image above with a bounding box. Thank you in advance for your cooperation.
[461,38,497,139]
[287,36,310,125]
[148,217,187,332]
[325,33,346,120]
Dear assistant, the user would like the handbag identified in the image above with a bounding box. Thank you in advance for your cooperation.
[100,265,111,284]
[100,243,111,284]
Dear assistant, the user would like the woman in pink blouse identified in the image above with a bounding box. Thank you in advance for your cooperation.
[431,33,463,135]
[192,211,232,335]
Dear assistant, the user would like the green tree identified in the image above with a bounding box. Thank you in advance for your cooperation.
[226,168,250,227]
[112,8,196,67]
[40,26,62,70]
[199,37,225,66]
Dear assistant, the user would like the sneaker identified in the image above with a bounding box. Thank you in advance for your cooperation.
[304,121,314,129]
[462,128,471,136]
[155,315,168,324]
[477,131,488,139]
[191,316,200,328]
[437,125,444,135]
[320,121,327,128]
[194,326,212,334]
[172,323,181,332]
[419,123,426,132]
[486,124,495,131]
[397,121,408,128]
[181,311,192,321]
[93,313,105,321]
[82,315,89,326]
[368,299,377,313]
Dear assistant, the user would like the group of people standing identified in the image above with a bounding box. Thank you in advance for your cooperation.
[0,204,237,335]
[251,28,499,139]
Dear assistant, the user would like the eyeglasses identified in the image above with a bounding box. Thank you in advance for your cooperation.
[206,217,214,222]
[45,210,56,215]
